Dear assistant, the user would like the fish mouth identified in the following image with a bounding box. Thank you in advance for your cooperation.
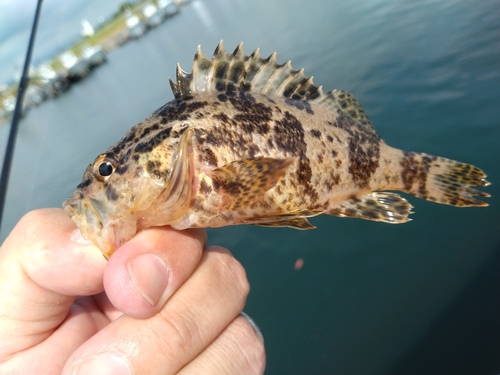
[63,192,119,258]
[63,192,101,230]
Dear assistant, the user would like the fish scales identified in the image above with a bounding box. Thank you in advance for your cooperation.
[64,42,490,258]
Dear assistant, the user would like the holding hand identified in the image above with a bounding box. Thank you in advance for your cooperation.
[0,208,265,374]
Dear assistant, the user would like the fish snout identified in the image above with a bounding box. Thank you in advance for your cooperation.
[63,192,106,246]
[63,191,86,222]
[63,190,136,258]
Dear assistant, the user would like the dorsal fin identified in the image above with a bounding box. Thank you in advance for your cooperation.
[169,41,376,133]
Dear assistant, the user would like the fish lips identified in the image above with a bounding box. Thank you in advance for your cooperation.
[63,191,119,258]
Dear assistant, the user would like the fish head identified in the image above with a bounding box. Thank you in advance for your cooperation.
[63,152,144,258]
[63,126,194,259]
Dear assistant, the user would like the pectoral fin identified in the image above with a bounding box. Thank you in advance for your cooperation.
[209,157,296,210]
[138,128,194,228]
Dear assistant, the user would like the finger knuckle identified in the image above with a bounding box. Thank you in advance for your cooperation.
[219,254,250,303]
[152,309,200,367]
[16,209,45,233]
[2,209,49,254]
[19,208,56,227]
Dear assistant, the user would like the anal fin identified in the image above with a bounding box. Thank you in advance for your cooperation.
[327,192,413,224]
[243,209,322,229]
[209,157,296,210]
[253,217,316,230]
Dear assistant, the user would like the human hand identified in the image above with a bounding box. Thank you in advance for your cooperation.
[0,208,265,374]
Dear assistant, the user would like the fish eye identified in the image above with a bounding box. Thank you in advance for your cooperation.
[99,162,114,176]
[93,154,118,181]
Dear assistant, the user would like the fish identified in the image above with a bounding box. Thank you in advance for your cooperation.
[63,42,490,259]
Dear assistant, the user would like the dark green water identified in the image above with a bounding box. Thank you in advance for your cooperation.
[1,0,499,373]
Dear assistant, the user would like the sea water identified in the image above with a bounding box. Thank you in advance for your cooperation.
[0,0,499,373]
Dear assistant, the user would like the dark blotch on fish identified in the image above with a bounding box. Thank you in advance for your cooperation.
[106,185,119,201]
[285,98,314,114]
[135,127,173,154]
[329,116,380,188]
[154,99,209,123]
[310,129,322,138]
[274,111,318,202]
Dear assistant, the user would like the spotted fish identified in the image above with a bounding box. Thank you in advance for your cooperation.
[63,42,490,258]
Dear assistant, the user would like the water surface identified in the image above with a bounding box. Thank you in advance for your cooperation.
[1,0,499,374]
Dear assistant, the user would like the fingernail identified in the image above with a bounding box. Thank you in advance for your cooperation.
[240,311,264,341]
[74,352,131,375]
[127,253,169,306]
[71,229,94,246]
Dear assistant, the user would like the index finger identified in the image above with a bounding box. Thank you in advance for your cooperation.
[0,208,106,356]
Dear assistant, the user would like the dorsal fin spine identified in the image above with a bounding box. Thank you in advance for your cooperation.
[280,69,306,98]
[241,48,263,91]
[169,78,180,99]
[225,43,247,91]
[192,46,212,94]
[262,60,293,95]
[212,40,223,58]
[176,63,192,98]
[168,41,376,134]
[296,76,316,100]
[250,52,280,93]
[308,85,324,100]
[212,41,232,92]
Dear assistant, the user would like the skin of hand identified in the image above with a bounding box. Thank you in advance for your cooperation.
[0,208,265,375]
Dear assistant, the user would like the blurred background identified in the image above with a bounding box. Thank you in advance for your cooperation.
[1,0,499,373]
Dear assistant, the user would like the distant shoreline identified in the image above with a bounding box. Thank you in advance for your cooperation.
[0,0,185,126]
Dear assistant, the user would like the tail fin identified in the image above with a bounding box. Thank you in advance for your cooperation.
[400,152,490,207]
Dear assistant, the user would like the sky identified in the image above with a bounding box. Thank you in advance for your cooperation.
[0,0,128,84]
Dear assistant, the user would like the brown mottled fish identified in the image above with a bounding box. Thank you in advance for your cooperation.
[63,42,490,258]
